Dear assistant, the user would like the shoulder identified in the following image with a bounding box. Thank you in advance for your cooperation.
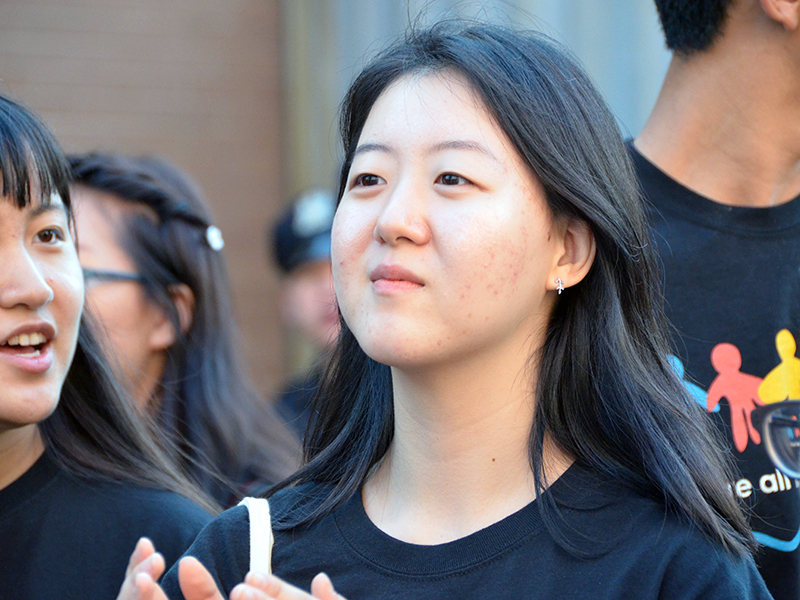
[162,504,251,599]
[53,473,212,566]
[69,476,212,526]
[163,492,330,599]
[657,530,770,599]
[0,468,213,598]
[551,466,771,598]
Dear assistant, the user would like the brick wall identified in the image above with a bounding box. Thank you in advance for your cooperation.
[0,0,286,395]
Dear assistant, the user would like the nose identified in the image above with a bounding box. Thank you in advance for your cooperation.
[0,247,55,310]
[373,178,432,246]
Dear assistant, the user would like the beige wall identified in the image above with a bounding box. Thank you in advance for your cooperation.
[0,0,286,394]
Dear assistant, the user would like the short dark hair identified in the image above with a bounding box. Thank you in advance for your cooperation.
[654,0,736,54]
[269,21,753,558]
[0,94,213,511]
[69,153,300,505]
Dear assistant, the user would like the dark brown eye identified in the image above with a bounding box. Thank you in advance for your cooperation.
[355,174,384,187]
[36,228,64,244]
[437,173,469,185]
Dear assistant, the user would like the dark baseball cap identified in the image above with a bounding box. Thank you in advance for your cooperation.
[271,189,336,273]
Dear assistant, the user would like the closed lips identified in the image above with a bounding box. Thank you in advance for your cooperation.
[370,265,424,285]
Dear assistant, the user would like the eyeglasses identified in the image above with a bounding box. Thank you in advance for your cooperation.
[752,401,800,479]
[82,268,146,286]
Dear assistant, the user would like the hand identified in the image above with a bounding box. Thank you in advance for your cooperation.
[116,539,226,600]
[116,537,167,600]
[230,572,347,600]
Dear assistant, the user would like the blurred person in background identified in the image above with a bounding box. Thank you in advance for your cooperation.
[69,153,299,507]
[631,0,800,597]
[0,94,213,600]
[270,190,339,436]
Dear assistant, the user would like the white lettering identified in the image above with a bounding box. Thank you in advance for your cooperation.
[735,479,753,499]
[760,473,780,494]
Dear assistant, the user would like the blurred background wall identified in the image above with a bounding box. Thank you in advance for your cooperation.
[283,0,670,195]
[0,0,670,397]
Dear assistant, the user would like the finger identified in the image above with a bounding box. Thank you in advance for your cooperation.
[310,573,346,600]
[117,553,165,600]
[126,538,156,578]
[241,572,312,599]
[230,582,271,600]
[177,556,226,600]
[131,572,169,600]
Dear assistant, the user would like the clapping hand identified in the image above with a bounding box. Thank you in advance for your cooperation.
[117,538,347,600]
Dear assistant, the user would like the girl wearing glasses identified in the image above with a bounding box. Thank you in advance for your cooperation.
[0,96,214,599]
[69,154,299,507]
[120,22,772,600]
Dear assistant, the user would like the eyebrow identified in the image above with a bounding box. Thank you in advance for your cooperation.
[431,140,498,161]
[29,201,67,219]
[352,143,391,158]
[352,140,499,161]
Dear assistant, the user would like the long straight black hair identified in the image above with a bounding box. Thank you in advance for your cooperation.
[69,153,300,506]
[0,94,215,513]
[268,22,752,556]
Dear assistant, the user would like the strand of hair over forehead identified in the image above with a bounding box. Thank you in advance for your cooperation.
[0,96,70,209]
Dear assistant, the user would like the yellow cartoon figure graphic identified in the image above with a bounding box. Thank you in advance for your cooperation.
[759,330,800,403]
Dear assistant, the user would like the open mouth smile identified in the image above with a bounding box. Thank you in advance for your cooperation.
[0,327,56,373]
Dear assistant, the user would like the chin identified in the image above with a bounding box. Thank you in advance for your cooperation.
[3,392,60,428]
[347,315,444,367]
[359,340,441,371]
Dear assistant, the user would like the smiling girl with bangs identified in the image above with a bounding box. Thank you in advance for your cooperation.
[0,94,214,600]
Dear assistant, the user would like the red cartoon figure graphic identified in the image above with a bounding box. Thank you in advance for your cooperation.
[707,343,764,452]
[759,329,800,403]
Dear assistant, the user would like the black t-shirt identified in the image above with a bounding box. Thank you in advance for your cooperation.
[630,144,800,600]
[0,451,212,600]
[163,464,772,599]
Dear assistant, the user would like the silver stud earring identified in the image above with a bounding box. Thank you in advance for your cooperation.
[556,278,564,295]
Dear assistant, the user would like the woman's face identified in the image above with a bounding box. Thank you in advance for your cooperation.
[332,72,563,370]
[72,187,168,409]
[0,193,83,435]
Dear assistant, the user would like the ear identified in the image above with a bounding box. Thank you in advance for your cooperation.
[169,283,195,335]
[147,284,195,351]
[760,0,800,30]
[548,219,596,294]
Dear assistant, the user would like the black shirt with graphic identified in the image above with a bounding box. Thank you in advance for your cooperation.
[631,143,800,600]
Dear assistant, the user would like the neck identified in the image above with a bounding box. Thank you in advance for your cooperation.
[362,343,572,545]
[636,19,800,207]
[0,424,45,490]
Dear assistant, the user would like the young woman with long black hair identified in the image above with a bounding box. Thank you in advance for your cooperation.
[69,153,300,506]
[0,95,215,599]
[119,22,773,600]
